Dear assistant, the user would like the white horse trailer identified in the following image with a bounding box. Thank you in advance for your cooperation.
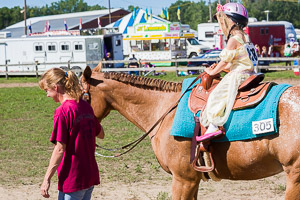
[0,33,123,76]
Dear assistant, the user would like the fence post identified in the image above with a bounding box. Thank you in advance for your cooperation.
[5,60,8,80]
[35,61,39,78]
[175,55,178,77]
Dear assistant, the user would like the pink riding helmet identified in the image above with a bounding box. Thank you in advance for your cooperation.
[216,3,249,28]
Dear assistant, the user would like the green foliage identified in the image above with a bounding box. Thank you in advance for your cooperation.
[127,5,140,12]
[0,0,106,30]
[1,0,299,31]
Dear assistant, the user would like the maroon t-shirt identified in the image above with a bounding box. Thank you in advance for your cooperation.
[50,99,101,193]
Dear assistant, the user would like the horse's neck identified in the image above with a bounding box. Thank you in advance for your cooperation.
[107,80,180,132]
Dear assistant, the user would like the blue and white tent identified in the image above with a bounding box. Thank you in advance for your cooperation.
[106,8,169,34]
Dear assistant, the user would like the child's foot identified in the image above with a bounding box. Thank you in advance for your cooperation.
[196,130,223,142]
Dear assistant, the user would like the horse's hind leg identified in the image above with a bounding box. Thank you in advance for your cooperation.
[284,166,300,200]
[171,175,200,200]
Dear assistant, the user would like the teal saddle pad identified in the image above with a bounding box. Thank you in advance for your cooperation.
[170,77,291,142]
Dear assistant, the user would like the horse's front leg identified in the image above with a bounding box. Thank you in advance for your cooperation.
[171,172,201,200]
[284,165,300,200]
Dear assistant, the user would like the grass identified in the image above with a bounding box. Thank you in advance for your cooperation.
[0,85,169,187]
[0,76,39,83]
[0,70,297,190]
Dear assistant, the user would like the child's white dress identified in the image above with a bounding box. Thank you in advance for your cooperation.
[200,35,254,127]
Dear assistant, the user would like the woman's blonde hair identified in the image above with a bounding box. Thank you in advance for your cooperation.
[39,68,82,101]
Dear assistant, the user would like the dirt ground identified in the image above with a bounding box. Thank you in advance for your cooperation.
[1,79,299,199]
[0,172,287,200]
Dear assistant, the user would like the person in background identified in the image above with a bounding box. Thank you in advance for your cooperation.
[268,44,273,57]
[103,52,113,68]
[128,54,139,76]
[259,45,269,66]
[261,46,268,57]
[39,68,104,200]
[255,44,261,56]
[284,44,292,66]
[212,45,219,50]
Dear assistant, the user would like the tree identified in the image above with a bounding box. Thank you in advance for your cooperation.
[0,0,299,30]
[127,5,139,12]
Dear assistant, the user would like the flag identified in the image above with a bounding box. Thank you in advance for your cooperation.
[133,7,136,21]
[160,8,165,18]
[79,17,82,30]
[163,8,167,18]
[98,17,101,28]
[145,8,148,21]
[177,6,181,21]
[64,19,68,31]
[166,8,169,20]
[44,21,48,32]
[150,8,153,20]
[48,21,51,31]
[28,21,32,34]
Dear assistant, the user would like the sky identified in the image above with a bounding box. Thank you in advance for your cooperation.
[0,0,192,15]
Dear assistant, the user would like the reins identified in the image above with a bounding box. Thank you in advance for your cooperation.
[81,73,203,158]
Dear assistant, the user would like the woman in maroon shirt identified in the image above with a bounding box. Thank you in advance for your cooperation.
[39,68,104,200]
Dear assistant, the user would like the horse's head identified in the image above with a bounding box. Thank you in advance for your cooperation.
[80,64,112,121]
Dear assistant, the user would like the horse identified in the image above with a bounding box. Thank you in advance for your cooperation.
[81,65,300,200]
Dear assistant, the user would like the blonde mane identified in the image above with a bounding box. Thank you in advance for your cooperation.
[103,72,182,92]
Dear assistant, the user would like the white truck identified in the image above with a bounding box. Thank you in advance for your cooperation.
[0,32,123,76]
[186,38,210,57]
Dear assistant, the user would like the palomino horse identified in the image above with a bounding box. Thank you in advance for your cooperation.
[81,65,300,199]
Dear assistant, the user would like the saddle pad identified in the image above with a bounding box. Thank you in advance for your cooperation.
[170,77,292,142]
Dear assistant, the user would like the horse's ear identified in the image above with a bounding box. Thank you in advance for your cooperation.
[94,61,102,72]
[83,66,92,80]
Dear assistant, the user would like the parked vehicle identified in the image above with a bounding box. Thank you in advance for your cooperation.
[187,50,221,74]
[0,32,123,76]
[197,21,297,57]
[186,38,210,58]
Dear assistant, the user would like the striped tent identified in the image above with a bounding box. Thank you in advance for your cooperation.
[106,8,169,34]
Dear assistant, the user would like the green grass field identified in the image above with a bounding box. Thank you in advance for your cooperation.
[0,84,166,187]
[0,70,299,187]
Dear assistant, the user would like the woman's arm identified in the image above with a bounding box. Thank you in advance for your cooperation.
[40,141,66,198]
[96,125,105,139]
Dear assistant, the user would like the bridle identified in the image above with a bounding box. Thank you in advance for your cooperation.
[79,73,203,158]
[80,76,90,102]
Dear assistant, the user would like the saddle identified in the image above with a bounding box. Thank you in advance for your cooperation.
[188,72,276,173]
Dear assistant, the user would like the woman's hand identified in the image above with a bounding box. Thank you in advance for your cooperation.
[41,179,50,198]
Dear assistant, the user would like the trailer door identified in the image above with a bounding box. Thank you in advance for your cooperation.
[0,43,6,73]
[33,42,46,70]
[105,34,124,68]
[59,41,73,63]
[85,37,102,69]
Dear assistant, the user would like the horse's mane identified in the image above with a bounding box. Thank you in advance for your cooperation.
[103,72,182,92]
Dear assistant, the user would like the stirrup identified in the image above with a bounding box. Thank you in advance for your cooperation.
[196,130,223,142]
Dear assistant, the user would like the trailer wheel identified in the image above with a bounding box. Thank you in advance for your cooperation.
[189,52,198,58]
[71,66,82,77]
[60,66,68,71]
